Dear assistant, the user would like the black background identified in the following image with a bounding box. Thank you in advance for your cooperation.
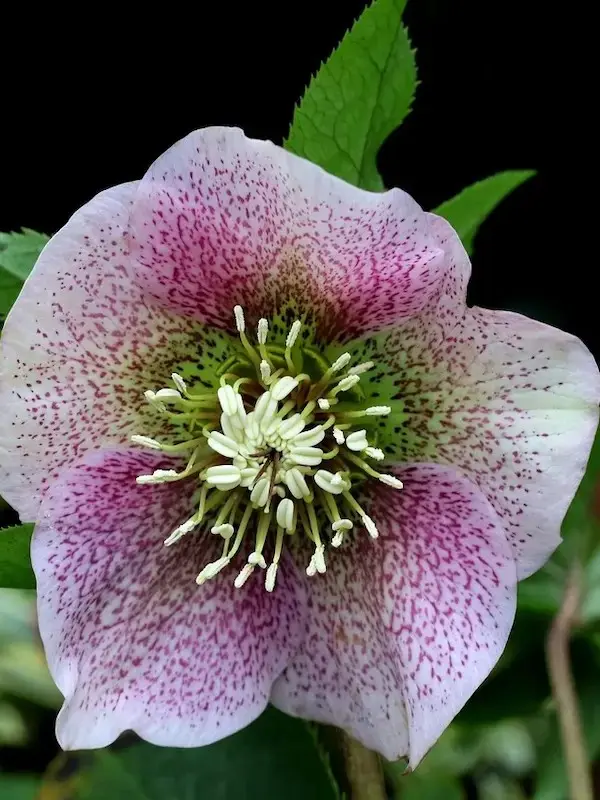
[2,0,593,352]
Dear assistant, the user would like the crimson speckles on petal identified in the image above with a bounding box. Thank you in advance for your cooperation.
[127,127,447,341]
[1,126,599,764]
[33,449,307,750]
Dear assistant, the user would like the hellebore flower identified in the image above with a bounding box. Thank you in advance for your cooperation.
[1,127,598,767]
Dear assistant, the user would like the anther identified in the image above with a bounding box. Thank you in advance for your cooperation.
[234,305,245,333]
[330,353,352,373]
[196,556,230,585]
[257,318,269,345]
[211,523,234,539]
[365,446,385,460]
[348,361,374,376]
[234,563,255,588]
[379,474,403,489]
[332,427,345,444]
[345,429,369,451]
[171,373,187,394]
[286,320,302,349]
[131,435,163,450]
[260,360,272,384]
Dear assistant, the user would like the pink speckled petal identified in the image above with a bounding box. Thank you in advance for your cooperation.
[366,283,600,579]
[33,448,307,750]
[127,126,453,341]
[271,463,516,767]
[0,183,224,522]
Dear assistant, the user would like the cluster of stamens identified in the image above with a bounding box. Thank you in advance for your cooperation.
[132,306,402,592]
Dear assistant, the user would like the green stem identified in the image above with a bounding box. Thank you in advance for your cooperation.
[342,734,387,800]
[546,561,593,800]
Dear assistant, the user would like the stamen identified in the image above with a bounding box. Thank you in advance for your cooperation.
[197,556,230,585]
[340,405,392,419]
[207,431,240,459]
[250,477,271,507]
[332,427,345,444]
[276,497,295,531]
[211,523,234,539]
[293,425,325,447]
[136,469,179,484]
[345,429,369,451]
[171,373,188,395]
[204,465,242,489]
[234,563,255,588]
[271,376,299,401]
[365,446,385,460]
[378,474,404,489]
[164,516,197,546]
[233,305,261,368]
[315,469,347,494]
[155,388,181,401]
[330,374,360,396]
[260,360,272,384]
[330,353,352,373]
[131,435,163,450]
[257,318,269,345]
[284,467,311,499]
[344,451,403,488]
[348,361,374,376]
[217,384,238,416]
[286,320,302,349]
[363,515,379,538]
[288,446,324,466]
[332,518,353,531]
[318,398,331,410]
[365,406,391,416]
[248,552,267,568]
[233,305,245,332]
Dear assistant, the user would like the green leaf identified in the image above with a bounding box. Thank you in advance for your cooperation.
[0,269,24,317]
[0,228,49,281]
[434,171,535,255]
[0,775,41,800]
[0,229,49,320]
[285,0,416,190]
[43,707,339,800]
[0,524,35,590]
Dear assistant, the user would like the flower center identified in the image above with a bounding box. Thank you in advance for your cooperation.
[132,306,402,591]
